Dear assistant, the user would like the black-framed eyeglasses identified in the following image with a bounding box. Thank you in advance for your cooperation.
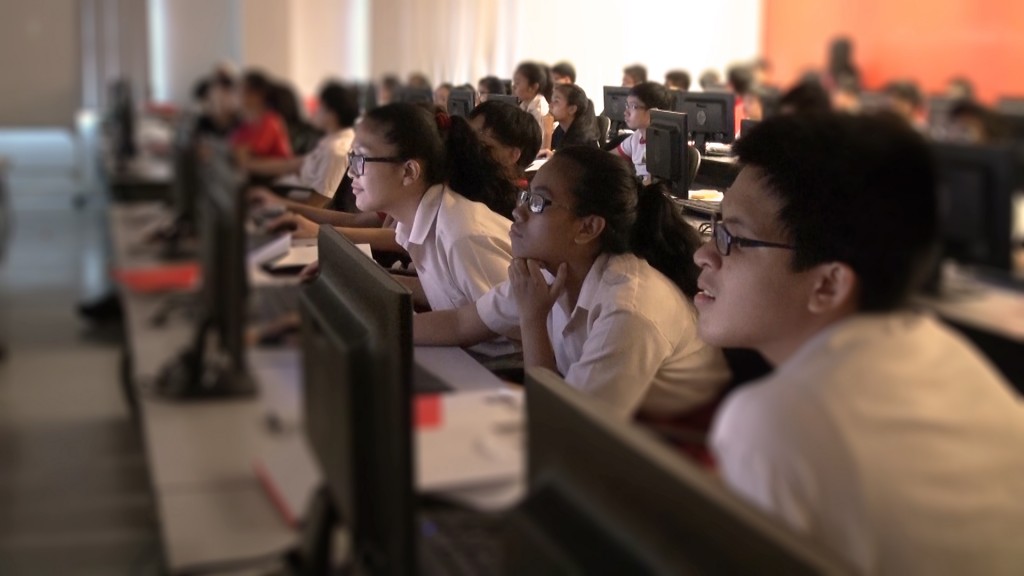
[347,151,404,176]
[712,218,797,256]
[624,103,648,111]
[518,190,570,214]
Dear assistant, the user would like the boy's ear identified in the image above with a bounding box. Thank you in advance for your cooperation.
[807,262,859,315]
[574,215,606,245]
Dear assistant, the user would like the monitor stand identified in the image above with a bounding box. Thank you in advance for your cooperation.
[155,320,257,399]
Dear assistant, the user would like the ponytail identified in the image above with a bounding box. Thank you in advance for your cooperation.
[631,182,702,298]
[438,113,517,220]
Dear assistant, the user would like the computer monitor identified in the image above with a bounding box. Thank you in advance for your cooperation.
[646,110,689,199]
[670,92,736,153]
[931,142,1016,273]
[155,141,255,398]
[996,98,1024,142]
[357,83,379,114]
[505,368,853,575]
[602,86,632,124]
[739,118,761,140]
[168,115,201,236]
[107,78,137,164]
[447,87,475,118]
[858,90,889,113]
[395,87,434,106]
[487,94,519,107]
[927,95,957,129]
[298,225,415,575]
[997,97,1024,117]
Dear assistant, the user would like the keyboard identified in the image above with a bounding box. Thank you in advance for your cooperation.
[419,504,504,576]
[676,198,722,216]
[250,285,300,324]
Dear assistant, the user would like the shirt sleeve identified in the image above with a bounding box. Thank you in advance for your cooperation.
[710,391,819,534]
[616,134,633,158]
[563,310,674,419]
[448,234,512,303]
[476,281,521,340]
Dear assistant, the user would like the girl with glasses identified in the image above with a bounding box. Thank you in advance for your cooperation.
[415,147,729,419]
[615,82,672,182]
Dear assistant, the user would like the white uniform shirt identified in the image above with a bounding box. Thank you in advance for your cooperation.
[617,130,647,177]
[711,312,1024,576]
[298,127,354,198]
[521,93,549,140]
[395,184,514,354]
[476,252,729,418]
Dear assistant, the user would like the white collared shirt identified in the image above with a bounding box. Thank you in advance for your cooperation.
[298,127,354,198]
[711,312,1024,576]
[616,129,648,177]
[395,184,514,354]
[476,252,729,418]
[520,93,549,138]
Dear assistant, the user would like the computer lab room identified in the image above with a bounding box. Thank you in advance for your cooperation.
[2,0,1024,574]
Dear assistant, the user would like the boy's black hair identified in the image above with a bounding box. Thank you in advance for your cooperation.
[478,76,507,96]
[629,82,671,111]
[467,101,542,169]
[552,61,577,83]
[192,78,211,101]
[778,81,832,114]
[318,81,360,129]
[665,70,691,91]
[726,65,754,95]
[885,80,923,109]
[733,112,939,311]
[623,64,648,84]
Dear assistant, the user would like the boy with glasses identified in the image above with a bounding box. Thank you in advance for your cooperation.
[615,82,671,181]
[694,112,1024,574]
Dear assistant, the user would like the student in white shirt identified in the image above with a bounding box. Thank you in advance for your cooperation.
[694,112,1024,575]
[244,81,357,202]
[513,61,554,151]
[616,82,671,180]
[415,147,730,419]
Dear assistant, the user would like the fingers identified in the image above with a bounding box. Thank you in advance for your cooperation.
[549,262,568,298]
[299,260,320,283]
[264,213,295,233]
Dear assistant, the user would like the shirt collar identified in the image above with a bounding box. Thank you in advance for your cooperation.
[556,253,632,317]
[395,183,445,248]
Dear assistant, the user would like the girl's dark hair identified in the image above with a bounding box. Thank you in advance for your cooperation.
[553,84,598,149]
[363,103,516,219]
[478,76,506,96]
[515,62,553,103]
[554,146,702,297]
[268,82,303,124]
[467,101,542,169]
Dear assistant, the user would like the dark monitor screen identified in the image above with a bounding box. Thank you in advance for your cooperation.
[447,88,475,118]
[602,86,632,124]
[858,91,889,113]
[646,110,688,198]
[927,95,957,129]
[396,87,434,105]
[358,83,379,113]
[671,92,736,148]
[192,142,254,396]
[931,142,1015,271]
[505,368,853,575]
[997,97,1024,117]
[487,94,519,107]
[171,116,201,226]
[300,225,415,574]
[739,118,760,139]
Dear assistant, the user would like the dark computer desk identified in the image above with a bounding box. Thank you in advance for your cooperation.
[914,262,1024,394]
[693,154,740,190]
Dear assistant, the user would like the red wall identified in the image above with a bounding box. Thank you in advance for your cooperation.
[762,0,1024,103]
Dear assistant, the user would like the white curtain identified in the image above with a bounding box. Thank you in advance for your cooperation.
[369,0,763,103]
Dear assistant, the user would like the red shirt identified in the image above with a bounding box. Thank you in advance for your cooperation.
[231,111,292,159]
